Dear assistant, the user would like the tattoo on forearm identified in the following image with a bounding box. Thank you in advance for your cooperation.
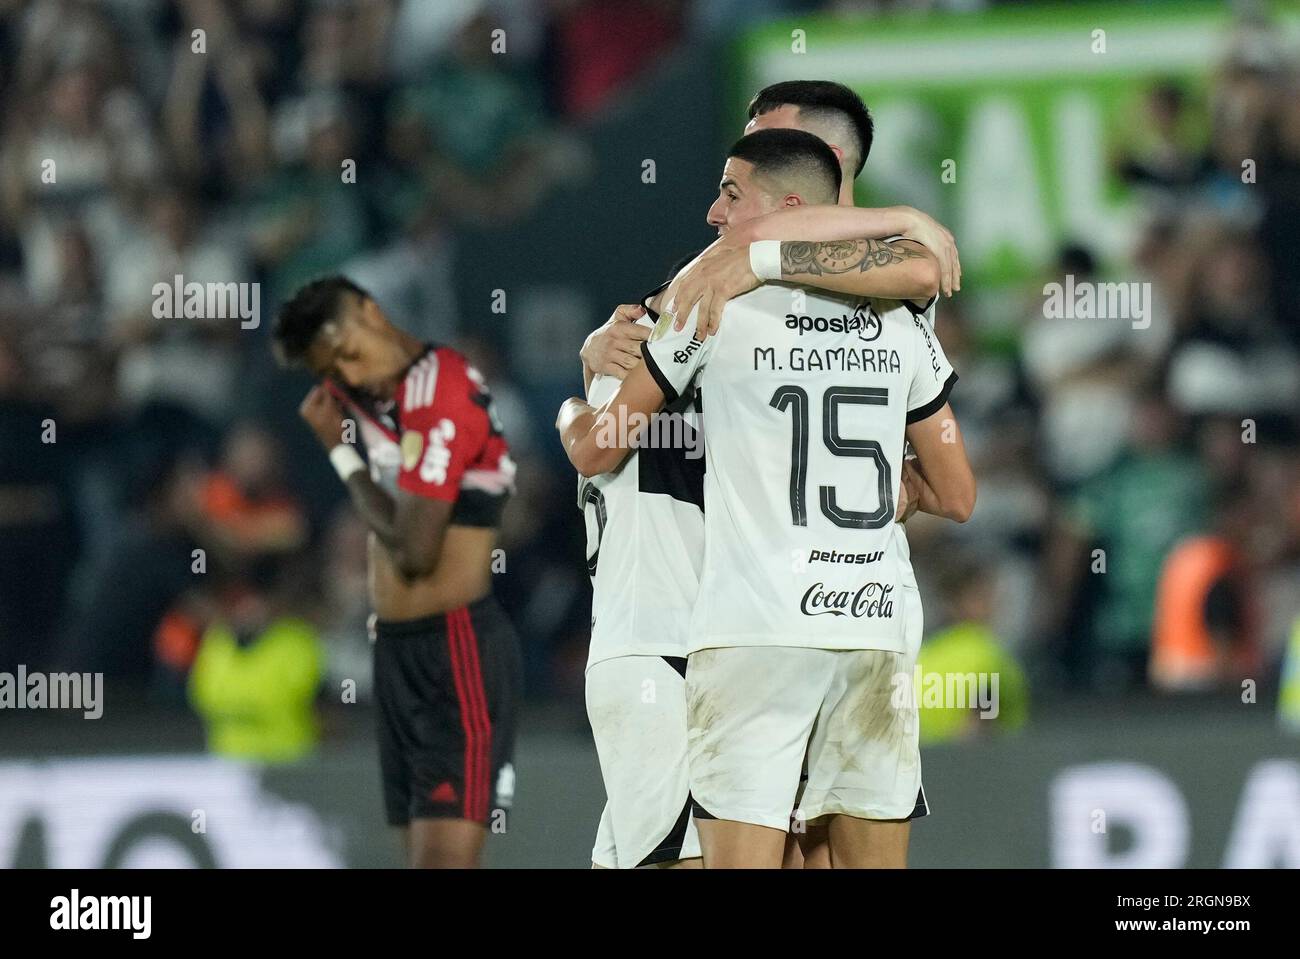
[780,239,926,277]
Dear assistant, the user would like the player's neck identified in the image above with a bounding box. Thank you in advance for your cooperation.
[394,330,428,369]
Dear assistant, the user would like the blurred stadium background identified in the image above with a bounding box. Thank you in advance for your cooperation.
[1,0,1298,868]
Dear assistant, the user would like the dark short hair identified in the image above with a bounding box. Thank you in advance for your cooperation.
[747,80,874,177]
[273,275,370,366]
[727,128,842,203]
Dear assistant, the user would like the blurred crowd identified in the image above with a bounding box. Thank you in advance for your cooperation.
[908,24,1300,727]
[0,0,1297,753]
[0,0,694,723]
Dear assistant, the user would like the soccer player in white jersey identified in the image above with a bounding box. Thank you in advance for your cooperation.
[578,266,708,869]
[560,128,975,868]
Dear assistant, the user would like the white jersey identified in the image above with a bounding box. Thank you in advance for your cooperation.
[581,316,705,670]
[893,294,937,592]
[642,285,955,654]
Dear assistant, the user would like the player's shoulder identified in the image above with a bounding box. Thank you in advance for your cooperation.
[748,282,866,318]
[867,295,935,320]
[399,344,479,414]
[709,283,803,337]
[867,296,938,341]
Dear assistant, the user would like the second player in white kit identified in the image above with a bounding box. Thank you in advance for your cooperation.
[580,284,705,868]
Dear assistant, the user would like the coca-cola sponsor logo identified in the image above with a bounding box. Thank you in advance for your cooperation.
[799,581,895,618]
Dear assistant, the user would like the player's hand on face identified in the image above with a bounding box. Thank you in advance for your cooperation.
[581,304,648,379]
[901,208,960,298]
[299,384,347,449]
[665,239,759,340]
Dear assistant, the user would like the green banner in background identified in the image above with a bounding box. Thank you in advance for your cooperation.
[731,1,1300,287]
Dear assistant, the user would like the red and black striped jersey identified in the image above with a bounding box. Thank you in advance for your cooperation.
[337,345,516,527]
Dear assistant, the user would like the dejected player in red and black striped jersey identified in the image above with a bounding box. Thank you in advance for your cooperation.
[274,275,521,869]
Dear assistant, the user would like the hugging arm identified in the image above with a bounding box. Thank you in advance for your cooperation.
[558,360,670,478]
[903,402,976,523]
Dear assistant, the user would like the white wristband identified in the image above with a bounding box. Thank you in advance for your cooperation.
[749,240,782,282]
[329,444,366,483]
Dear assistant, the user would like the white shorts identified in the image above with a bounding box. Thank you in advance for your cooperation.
[586,655,701,868]
[686,633,924,832]
[797,582,928,823]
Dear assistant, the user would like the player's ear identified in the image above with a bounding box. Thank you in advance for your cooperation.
[360,298,380,328]
[782,193,805,208]
[310,320,341,367]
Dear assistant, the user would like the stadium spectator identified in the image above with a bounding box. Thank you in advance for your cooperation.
[551,0,683,118]
[388,9,584,225]
[1020,244,1145,485]
[55,452,207,680]
[1044,391,1211,690]
[1150,500,1261,692]
[1116,82,1209,199]
[188,598,325,763]
[199,422,308,559]
[1280,618,1300,733]
[105,187,252,425]
[916,559,1028,744]
[247,94,370,306]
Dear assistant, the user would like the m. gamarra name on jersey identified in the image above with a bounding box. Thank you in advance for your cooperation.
[754,342,903,375]
[752,306,902,374]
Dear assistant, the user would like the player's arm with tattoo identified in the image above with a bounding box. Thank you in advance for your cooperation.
[661,202,955,338]
[666,233,940,339]
[778,237,939,303]
[743,204,959,296]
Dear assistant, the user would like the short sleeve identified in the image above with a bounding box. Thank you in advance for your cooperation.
[640,304,716,403]
[906,310,957,423]
[397,353,483,502]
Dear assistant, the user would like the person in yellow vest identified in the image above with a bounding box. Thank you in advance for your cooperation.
[188,590,325,763]
[1279,618,1300,733]
[1150,504,1259,693]
[916,560,1028,745]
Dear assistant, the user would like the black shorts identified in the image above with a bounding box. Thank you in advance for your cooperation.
[373,595,522,828]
